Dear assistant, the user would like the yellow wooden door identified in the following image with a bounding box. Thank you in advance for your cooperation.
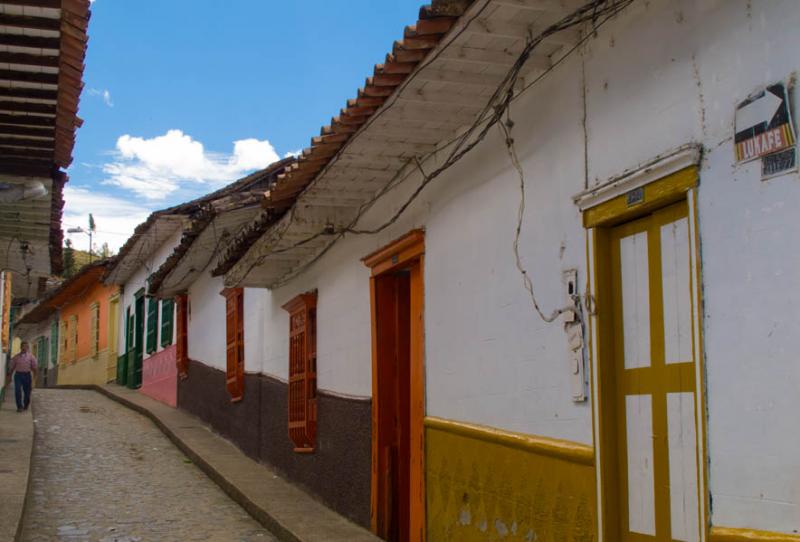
[609,200,701,541]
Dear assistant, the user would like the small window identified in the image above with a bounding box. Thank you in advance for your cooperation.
[38,336,48,367]
[145,297,159,354]
[89,302,100,357]
[59,320,68,364]
[282,291,317,452]
[69,315,78,363]
[160,299,174,347]
[221,288,244,401]
[50,319,58,366]
[175,295,189,377]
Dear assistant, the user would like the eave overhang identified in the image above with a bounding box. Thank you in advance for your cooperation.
[0,1,91,277]
[217,0,595,289]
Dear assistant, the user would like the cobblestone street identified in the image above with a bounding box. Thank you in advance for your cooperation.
[20,389,276,542]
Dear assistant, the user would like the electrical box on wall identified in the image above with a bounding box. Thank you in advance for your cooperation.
[563,269,587,402]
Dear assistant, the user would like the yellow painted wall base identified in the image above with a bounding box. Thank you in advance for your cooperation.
[425,417,597,542]
[57,349,112,386]
[710,527,800,542]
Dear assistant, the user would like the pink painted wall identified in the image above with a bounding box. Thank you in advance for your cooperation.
[139,345,177,407]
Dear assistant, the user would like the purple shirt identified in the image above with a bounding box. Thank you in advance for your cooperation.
[9,351,37,374]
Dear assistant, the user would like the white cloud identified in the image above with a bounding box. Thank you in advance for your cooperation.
[88,88,113,107]
[103,129,280,200]
[62,186,153,253]
[284,149,302,158]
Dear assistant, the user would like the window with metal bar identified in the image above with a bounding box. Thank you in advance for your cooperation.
[90,302,100,357]
[282,291,317,453]
[175,295,189,377]
[222,288,244,401]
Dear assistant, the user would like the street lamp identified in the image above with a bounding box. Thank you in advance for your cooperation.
[67,226,93,263]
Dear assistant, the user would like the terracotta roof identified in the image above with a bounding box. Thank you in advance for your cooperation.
[105,157,294,287]
[17,257,112,324]
[211,0,474,277]
[214,0,600,288]
[265,1,472,209]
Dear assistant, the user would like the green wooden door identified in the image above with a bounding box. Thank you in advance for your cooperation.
[128,291,145,388]
[118,306,131,385]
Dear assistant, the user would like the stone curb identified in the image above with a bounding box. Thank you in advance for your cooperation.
[54,385,378,542]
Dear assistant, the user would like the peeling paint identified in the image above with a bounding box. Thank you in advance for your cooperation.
[495,519,509,537]
[458,504,471,526]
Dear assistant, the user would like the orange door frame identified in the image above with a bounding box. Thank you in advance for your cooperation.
[363,229,426,542]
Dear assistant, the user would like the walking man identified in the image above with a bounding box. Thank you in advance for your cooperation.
[9,341,37,412]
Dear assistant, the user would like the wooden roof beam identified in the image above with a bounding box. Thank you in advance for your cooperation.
[468,19,581,46]
[376,59,417,75]
[0,13,62,32]
[0,69,59,85]
[0,51,60,68]
[0,113,54,127]
[492,0,585,12]
[0,34,60,50]
[0,147,53,160]
[0,136,54,149]
[0,87,58,101]
[396,91,488,108]
[0,124,54,137]
[312,133,351,145]
[439,46,552,71]
[0,100,57,115]
[0,0,61,7]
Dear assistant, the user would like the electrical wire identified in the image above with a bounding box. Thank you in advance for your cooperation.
[237,0,634,311]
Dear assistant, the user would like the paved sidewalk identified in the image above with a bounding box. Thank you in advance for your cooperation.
[0,387,34,542]
[93,384,379,542]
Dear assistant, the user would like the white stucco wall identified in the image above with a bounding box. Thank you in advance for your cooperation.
[117,228,182,358]
[187,271,226,370]
[199,0,799,532]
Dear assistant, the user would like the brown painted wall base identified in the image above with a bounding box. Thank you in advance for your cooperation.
[177,359,372,527]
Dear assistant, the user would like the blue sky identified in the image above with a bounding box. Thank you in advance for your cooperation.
[64,0,422,252]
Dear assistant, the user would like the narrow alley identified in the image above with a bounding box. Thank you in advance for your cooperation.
[19,390,275,542]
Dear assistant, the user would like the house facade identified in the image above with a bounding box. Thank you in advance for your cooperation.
[14,309,60,388]
[181,1,800,541]
[15,260,119,386]
[105,216,185,406]
[0,272,11,396]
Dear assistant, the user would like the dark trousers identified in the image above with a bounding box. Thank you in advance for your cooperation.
[14,372,31,410]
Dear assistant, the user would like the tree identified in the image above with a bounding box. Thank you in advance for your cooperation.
[63,239,76,278]
[100,242,111,258]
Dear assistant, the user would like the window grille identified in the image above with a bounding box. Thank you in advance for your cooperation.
[68,315,77,363]
[282,291,317,452]
[222,288,244,401]
[175,295,189,377]
[90,302,100,357]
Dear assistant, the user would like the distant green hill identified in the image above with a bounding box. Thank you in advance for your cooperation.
[73,248,92,268]
[62,246,111,278]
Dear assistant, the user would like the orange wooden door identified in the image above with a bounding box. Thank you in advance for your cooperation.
[374,271,412,542]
